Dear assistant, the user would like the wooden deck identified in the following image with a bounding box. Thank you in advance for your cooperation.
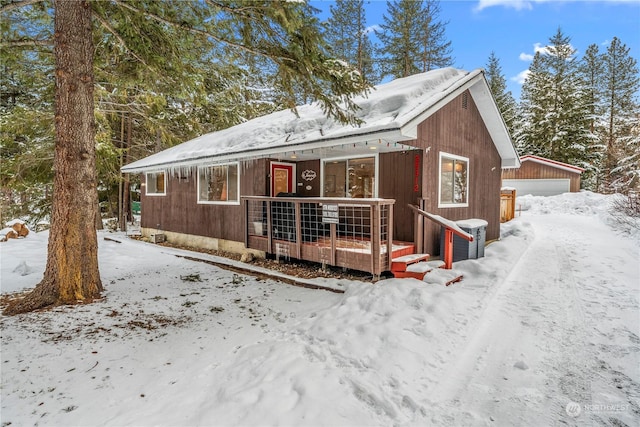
[243,196,411,277]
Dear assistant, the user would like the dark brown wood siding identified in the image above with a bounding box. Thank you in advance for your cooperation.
[378,150,422,242]
[502,161,581,192]
[408,90,503,255]
[140,159,269,243]
[296,160,321,197]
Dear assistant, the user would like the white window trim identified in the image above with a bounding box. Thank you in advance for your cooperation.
[438,151,469,208]
[145,170,167,196]
[197,162,241,205]
[320,154,379,198]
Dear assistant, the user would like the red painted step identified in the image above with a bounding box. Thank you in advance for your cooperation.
[391,253,430,279]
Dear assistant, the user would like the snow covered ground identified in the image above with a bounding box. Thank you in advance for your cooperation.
[1,192,638,426]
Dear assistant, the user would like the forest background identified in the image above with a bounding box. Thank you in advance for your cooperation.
[2,0,639,229]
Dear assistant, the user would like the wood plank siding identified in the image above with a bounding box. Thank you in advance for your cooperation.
[410,90,503,255]
[378,150,423,242]
[501,160,581,192]
[140,159,269,243]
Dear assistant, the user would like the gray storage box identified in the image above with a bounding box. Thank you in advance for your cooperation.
[440,219,488,262]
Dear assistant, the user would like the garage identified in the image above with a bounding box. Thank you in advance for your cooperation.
[502,178,570,196]
[502,155,584,197]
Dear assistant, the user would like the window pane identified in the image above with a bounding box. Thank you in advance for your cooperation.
[323,157,375,198]
[348,157,375,198]
[156,173,165,193]
[440,155,468,205]
[199,164,238,202]
[227,164,238,201]
[146,172,165,194]
[440,158,454,203]
[324,161,346,197]
[453,160,467,203]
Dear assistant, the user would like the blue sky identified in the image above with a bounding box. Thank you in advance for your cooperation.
[312,0,640,100]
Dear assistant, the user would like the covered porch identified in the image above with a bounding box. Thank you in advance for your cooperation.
[242,196,415,278]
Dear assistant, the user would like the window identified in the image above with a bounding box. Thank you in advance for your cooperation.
[439,153,468,207]
[145,171,166,195]
[198,163,239,204]
[323,156,376,198]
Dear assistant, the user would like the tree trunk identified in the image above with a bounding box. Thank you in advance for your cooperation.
[4,0,103,315]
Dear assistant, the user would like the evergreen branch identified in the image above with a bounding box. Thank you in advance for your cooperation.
[92,11,148,67]
[0,38,52,48]
[0,0,43,14]
[111,0,295,64]
[203,0,270,17]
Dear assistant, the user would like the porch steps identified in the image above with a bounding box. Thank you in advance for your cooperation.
[391,253,431,279]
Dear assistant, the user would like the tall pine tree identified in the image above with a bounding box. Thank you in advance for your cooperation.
[577,43,606,190]
[1,0,370,314]
[600,37,640,193]
[0,1,55,223]
[518,28,595,171]
[484,51,518,137]
[377,0,423,79]
[326,0,378,83]
[418,0,453,72]
[377,0,452,79]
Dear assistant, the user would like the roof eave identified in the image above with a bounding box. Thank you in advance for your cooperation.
[399,69,520,169]
[520,155,585,174]
[121,128,411,174]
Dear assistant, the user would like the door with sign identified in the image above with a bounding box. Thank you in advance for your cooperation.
[270,162,296,196]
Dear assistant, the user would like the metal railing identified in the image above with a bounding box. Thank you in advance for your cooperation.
[242,196,395,277]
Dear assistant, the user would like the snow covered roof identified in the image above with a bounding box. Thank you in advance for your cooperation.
[519,155,585,174]
[122,68,520,173]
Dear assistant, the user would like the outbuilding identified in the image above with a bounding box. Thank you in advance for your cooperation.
[501,155,584,197]
[122,68,520,277]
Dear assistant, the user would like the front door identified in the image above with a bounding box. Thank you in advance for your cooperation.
[271,162,296,196]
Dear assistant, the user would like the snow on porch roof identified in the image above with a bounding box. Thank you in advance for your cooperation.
[122,67,519,173]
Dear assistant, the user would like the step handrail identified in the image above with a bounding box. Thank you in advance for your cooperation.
[407,204,473,241]
[407,204,472,269]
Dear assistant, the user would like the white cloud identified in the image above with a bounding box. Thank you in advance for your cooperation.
[476,0,638,13]
[474,0,534,12]
[519,42,558,62]
[364,24,381,35]
[533,43,550,55]
[512,69,530,85]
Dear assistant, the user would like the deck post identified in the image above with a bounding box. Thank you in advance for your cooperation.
[386,203,393,274]
[266,199,273,254]
[371,203,379,276]
[443,228,454,269]
[243,199,249,249]
[294,200,302,259]
[329,222,336,266]
[415,198,425,254]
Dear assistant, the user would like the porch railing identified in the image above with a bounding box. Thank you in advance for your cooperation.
[242,196,395,277]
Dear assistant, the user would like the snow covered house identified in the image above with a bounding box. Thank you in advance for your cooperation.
[122,68,520,277]
[501,155,584,197]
